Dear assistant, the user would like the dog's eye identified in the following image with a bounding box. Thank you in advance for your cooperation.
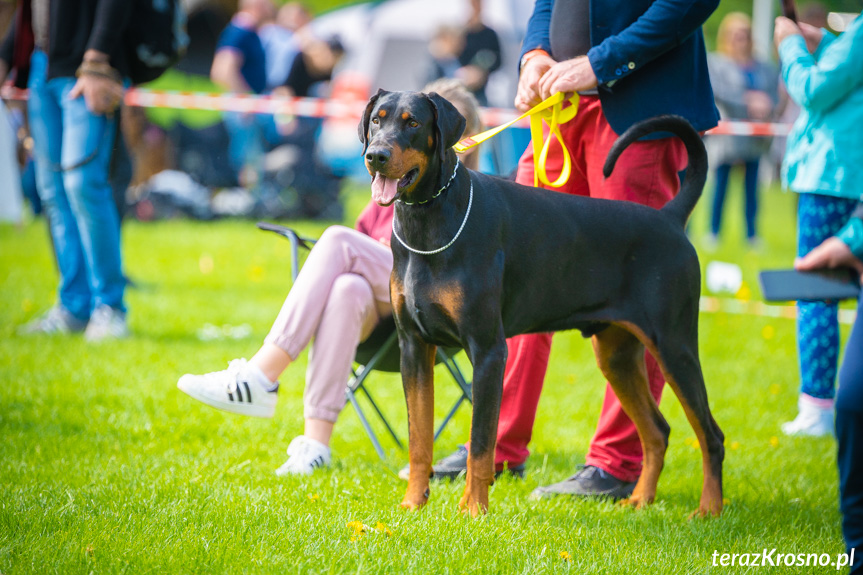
[372,117,380,125]
[409,120,419,128]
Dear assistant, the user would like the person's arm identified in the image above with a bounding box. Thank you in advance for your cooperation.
[210,48,251,92]
[538,0,719,98]
[86,0,133,59]
[68,0,131,115]
[777,16,863,113]
[518,0,552,63]
[587,0,719,86]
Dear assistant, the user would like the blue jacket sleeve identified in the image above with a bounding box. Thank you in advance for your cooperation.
[837,204,863,260]
[587,0,719,86]
[519,0,553,63]
[779,19,863,114]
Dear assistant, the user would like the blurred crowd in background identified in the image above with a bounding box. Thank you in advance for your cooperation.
[0,0,853,229]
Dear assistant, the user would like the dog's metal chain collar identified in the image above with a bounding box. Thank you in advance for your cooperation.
[392,176,473,256]
[397,158,460,206]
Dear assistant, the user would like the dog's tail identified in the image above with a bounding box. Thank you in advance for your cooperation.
[602,115,707,228]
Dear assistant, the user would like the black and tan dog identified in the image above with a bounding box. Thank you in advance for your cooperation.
[359,89,724,518]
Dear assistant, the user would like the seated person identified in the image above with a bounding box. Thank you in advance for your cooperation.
[177,79,483,475]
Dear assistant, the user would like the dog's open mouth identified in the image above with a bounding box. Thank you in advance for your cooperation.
[371,167,419,205]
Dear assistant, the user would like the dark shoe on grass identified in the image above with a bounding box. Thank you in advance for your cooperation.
[529,465,636,500]
[397,445,526,481]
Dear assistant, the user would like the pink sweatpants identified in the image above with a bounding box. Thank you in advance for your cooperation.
[265,226,393,423]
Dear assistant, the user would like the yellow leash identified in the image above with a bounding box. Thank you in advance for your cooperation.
[453,91,580,188]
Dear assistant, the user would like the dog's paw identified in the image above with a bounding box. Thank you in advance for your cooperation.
[400,487,430,511]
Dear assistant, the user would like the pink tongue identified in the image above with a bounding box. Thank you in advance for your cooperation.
[371,173,399,205]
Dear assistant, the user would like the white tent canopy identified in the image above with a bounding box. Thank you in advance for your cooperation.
[311,0,533,106]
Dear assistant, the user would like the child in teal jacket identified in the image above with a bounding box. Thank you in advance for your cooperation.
[776,13,863,436]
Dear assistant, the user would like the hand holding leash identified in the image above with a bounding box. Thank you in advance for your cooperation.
[538,55,598,101]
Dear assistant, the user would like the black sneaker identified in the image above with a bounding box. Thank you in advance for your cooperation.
[529,465,637,500]
[397,445,526,481]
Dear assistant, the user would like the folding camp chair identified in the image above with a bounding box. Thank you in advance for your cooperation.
[257,222,472,460]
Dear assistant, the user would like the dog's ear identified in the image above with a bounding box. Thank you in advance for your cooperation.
[358,89,389,154]
[424,92,467,159]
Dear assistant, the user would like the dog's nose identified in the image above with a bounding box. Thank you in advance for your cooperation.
[365,147,391,172]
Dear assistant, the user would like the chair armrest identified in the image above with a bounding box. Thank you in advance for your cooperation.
[256,221,318,281]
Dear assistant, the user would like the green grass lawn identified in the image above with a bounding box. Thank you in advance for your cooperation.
[0,177,853,574]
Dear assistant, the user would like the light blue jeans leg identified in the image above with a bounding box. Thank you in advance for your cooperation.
[54,76,125,313]
[27,50,91,320]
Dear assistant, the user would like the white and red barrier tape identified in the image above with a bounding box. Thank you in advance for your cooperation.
[2,86,792,137]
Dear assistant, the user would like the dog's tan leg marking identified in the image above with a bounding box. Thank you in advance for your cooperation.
[400,341,437,511]
[458,447,495,517]
[591,324,669,509]
[617,321,724,518]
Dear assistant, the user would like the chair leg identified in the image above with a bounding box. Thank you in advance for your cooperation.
[358,383,403,449]
[346,386,387,461]
[433,349,473,441]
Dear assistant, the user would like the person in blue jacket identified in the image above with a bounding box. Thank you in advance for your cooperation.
[424,0,722,499]
[796,203,863,574]
[774,13,863,438]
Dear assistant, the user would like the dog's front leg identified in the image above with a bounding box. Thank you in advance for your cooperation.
[400,333,437,510]
[459,337,507,516]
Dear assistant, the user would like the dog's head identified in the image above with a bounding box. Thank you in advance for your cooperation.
[358,89,466,206]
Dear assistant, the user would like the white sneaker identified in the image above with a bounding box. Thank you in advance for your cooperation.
[177,358,278,418]
[20,304,88,335]
[781,394,834,437]
[84,304,130,342]
[275,436,331,476]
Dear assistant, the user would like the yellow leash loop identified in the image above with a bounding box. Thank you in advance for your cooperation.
[453,91,580,188]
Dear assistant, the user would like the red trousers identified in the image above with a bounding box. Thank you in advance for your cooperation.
[474,96,688,481]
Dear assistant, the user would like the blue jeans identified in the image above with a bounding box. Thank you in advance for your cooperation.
[27,50,125,320]
[711,160,759,239]
[837,293,863,574]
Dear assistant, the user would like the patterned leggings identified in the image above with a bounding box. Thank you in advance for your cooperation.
[797,193,859,399]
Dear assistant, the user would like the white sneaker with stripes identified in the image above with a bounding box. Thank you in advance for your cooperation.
[275,436,331,476]
[177,358,278,418]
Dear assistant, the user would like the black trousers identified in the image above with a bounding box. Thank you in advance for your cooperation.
[838,293,863,574]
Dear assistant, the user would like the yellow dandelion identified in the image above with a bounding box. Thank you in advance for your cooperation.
[559,551,572,562]
[374,522,393,537]
[769,436,780,448]
[769,384,781,395]
[761,325,775,340]
[731,441,740,450]
[308,494,320,502]
[347,521,367,535]
[736,282,751,300]
[723,498,731,507]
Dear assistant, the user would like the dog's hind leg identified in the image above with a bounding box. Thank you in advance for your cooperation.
[400,335,438,511]
[459,335,507,516]
[591,324,670,509]
[650,333,725,518]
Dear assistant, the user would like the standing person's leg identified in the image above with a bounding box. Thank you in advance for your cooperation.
[21,51,91,333]
[533,112,687,497]
[836,294,863,574]
[710,163,731,240]
[57,76,128,340]
[785,193,858,436]
[743,158,759,242]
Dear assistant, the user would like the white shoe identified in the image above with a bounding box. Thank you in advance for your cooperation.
[177,358,278,418]
[275,436,331,476]
[84,304,130,342]
[781,394,834,437]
